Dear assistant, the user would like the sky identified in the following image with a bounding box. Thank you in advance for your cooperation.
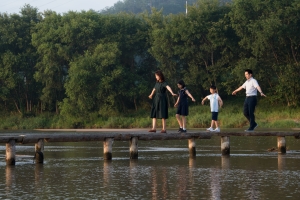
[0,0,122,14]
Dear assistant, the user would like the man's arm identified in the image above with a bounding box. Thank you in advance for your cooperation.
[232,86,244,95]
[256,86,267,97]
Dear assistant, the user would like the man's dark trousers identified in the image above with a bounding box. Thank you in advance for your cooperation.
[243,96,257,130]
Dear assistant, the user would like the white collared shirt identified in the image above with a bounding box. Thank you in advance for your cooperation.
[242,77,259,96]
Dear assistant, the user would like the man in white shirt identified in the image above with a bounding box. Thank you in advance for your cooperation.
[232,69,266,131]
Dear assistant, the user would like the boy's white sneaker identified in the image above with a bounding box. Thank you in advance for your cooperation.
[213,127,220,132]
[206,127,214,131]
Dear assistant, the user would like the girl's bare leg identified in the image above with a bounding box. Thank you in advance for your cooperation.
[182,116,186,129]
[176,114,183,127]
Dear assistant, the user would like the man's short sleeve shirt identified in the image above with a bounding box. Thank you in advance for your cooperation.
[242,77,259,96]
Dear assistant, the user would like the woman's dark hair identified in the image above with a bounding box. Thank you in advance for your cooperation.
[155,70,165,82]
[210,85,216,90]
[177,80,186,88]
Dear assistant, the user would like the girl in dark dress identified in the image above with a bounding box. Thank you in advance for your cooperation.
[174,80,196,133]
[148,70,177,133]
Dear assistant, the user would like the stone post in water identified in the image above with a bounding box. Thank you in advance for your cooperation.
[103,138,114,160]
[221,136,230,155]
[277,136,286,154]
[6,140,16,165]
[35,139,44,164]
[188,138,196,157]
[130,137,138,159]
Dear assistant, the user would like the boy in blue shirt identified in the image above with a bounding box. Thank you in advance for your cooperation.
[202,85,223,132]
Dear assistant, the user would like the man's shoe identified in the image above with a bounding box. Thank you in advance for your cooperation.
[178,128,183,133]
[161,130,167,133]
[253,123,258,130]
[181,129,187,133]
[206,127,214,131]
[245,129,254,132]
[148,129,156,132]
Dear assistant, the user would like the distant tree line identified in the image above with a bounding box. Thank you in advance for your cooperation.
[0,0,299,126]
[100,0,232,15]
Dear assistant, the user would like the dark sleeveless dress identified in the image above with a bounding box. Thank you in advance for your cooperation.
[176,88,189,116]
[150,82,168,119]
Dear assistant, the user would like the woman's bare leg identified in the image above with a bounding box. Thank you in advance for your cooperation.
[152,118,157,130]
[162,118,166,130]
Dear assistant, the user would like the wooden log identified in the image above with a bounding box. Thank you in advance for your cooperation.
[18,132,212,144]
[0,135,23,143]
[103,138,114,160]
[129,137,138,159]
[6,140,16,165]
[277,136,286,154]
[221,136,230,155]
[212,132,300,137]
[34,139,44,164]
[188,138,196,157]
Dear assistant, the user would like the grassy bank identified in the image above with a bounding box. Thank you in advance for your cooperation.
[1,97,300,130]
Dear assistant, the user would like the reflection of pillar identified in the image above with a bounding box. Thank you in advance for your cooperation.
[278,154,286,171]
[221,155,230,169]
[188,158,196,197]
[189,157,196,168]
[6,140,16,165]
[176,167,189,198]
[151,168,158,199]
[103,160,112,187]
[129,160,138,192]
[162,168,168,199]
[35,164,44,185]
[210,168,221,200]
[248,172,260,199]
[5,165,15,192]
[277,136,286,154]
[103,138,114,160]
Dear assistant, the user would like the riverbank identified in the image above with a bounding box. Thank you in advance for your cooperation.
[1,98,299,130]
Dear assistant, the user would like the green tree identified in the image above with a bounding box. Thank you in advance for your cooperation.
[0,5,41,114]
[229,0,300,105]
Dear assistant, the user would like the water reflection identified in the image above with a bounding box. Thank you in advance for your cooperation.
[278,154,286,171]
[247,172,261,200]
[210,168,221,200]
[5,166,15,195]
[189,157,196,168]
[1,136,300,199]
[151,168,158,200]
[35,164,44,185]
[103,160,112,188]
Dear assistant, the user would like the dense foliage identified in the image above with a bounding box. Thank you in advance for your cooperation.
[1,0,300,127]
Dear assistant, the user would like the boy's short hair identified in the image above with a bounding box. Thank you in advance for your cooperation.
[245,69,253,75]
[210,85,216,90]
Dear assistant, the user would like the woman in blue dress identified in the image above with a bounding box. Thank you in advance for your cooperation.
[174,80,196,133]
[148,70,177,133]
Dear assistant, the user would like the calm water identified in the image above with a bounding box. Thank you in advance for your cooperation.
[1,131,300,199]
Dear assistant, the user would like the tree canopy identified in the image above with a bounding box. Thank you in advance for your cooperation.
[0,0,300,127]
